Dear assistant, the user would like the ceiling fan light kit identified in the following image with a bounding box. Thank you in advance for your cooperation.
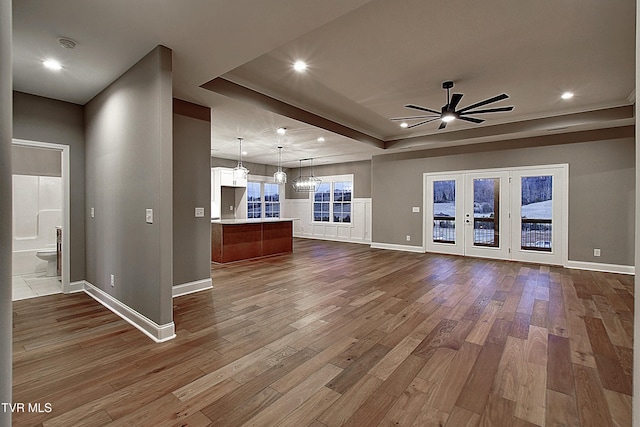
[391,80,514,130]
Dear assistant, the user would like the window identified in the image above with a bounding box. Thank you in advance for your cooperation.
[247,181,281,219]
[247,182,262,219]
[314,182,331,222]
[313,176,352,223]
[264,183,280,218]
[333,181,352,223]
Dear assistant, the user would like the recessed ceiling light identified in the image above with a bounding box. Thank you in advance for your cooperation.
[242,151,248,156]
[293,60,307,72]
[277,127,287,135]
[317,137,325,142]
[561,92,574,100]
[400,122,409,128]
[43,59,62,71]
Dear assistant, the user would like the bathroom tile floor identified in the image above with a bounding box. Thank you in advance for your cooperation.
[12,273,62,301]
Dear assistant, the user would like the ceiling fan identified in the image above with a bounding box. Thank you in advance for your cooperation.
[392,81,514,130]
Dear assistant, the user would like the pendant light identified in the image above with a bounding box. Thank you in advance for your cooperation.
[292,158,321,192]
[273,146,287,184]
[232,137,249,182]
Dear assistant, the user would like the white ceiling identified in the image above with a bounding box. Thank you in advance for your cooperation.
[12,0,636,168]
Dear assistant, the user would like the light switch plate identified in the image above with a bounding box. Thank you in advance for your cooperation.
[146,209,153,224]
[195,207,205,217]
[412,207,420,213]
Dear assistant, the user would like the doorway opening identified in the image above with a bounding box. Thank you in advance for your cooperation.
[11,139,71,299]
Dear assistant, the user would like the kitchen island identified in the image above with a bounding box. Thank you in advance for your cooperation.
[211,218,295,263]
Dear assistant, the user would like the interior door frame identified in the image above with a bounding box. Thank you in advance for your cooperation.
[12,139,71,293]
[423,164,568,266]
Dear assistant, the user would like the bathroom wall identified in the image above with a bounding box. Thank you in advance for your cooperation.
[12,146,62,275]
[13,91,85,282]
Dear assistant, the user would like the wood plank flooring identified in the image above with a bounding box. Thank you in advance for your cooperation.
[12,238,634,426]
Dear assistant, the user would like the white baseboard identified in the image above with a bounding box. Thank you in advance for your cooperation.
[294,234,371,245]
[83,281,176,343]
[564,260,635,275]
[67,280,86,293]
[370,242,425,253]
[173,278,212,298]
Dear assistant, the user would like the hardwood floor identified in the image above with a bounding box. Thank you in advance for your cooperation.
[12,239,634,426]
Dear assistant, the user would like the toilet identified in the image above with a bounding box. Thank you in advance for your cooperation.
[36,250,57,277]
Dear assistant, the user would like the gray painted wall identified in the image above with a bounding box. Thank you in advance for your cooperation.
[173,113,211,286]
[85,45,173,325]
[286,160,371,199]
[211,156,285,177]
[0,0,12,424]
[13,91,85,281]
[12,145,61,176]
[372,128,635,266]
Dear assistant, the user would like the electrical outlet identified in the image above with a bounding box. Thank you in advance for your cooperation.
[594,248,601,257]
[110,274,115,287]
[230,205,234,211]
[90,207,95,218]
[406,235,411,241]
[145,208,153,224]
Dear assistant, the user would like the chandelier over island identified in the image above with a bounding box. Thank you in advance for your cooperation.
[273,146,287,184]
[292,158,321,192]
[232,137,249,182]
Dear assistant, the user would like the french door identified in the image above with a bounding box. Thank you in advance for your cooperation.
[425,165,566,264]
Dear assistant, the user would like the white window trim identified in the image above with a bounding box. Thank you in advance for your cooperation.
[310,174,354,226]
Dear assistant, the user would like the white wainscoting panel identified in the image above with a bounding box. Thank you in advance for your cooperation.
[284,198,371,244]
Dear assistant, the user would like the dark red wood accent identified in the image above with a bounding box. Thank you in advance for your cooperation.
[211,221,293,263]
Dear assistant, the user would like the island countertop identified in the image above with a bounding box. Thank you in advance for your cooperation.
[211,218,297,225]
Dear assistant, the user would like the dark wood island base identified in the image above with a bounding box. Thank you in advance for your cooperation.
[211,219,294,263]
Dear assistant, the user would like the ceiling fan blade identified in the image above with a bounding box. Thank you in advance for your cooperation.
[405,104,442,115]
[461,106,514,115]
[449,93,463,110]
[391,115,438,121]
[458,116,485,124]
[457,93,509,114]
[407,117,441,128]
[438,121,447,130]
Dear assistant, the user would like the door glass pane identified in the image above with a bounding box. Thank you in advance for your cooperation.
[433,180,456,243]
[473,178,499,247]
[521,176,552,251]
